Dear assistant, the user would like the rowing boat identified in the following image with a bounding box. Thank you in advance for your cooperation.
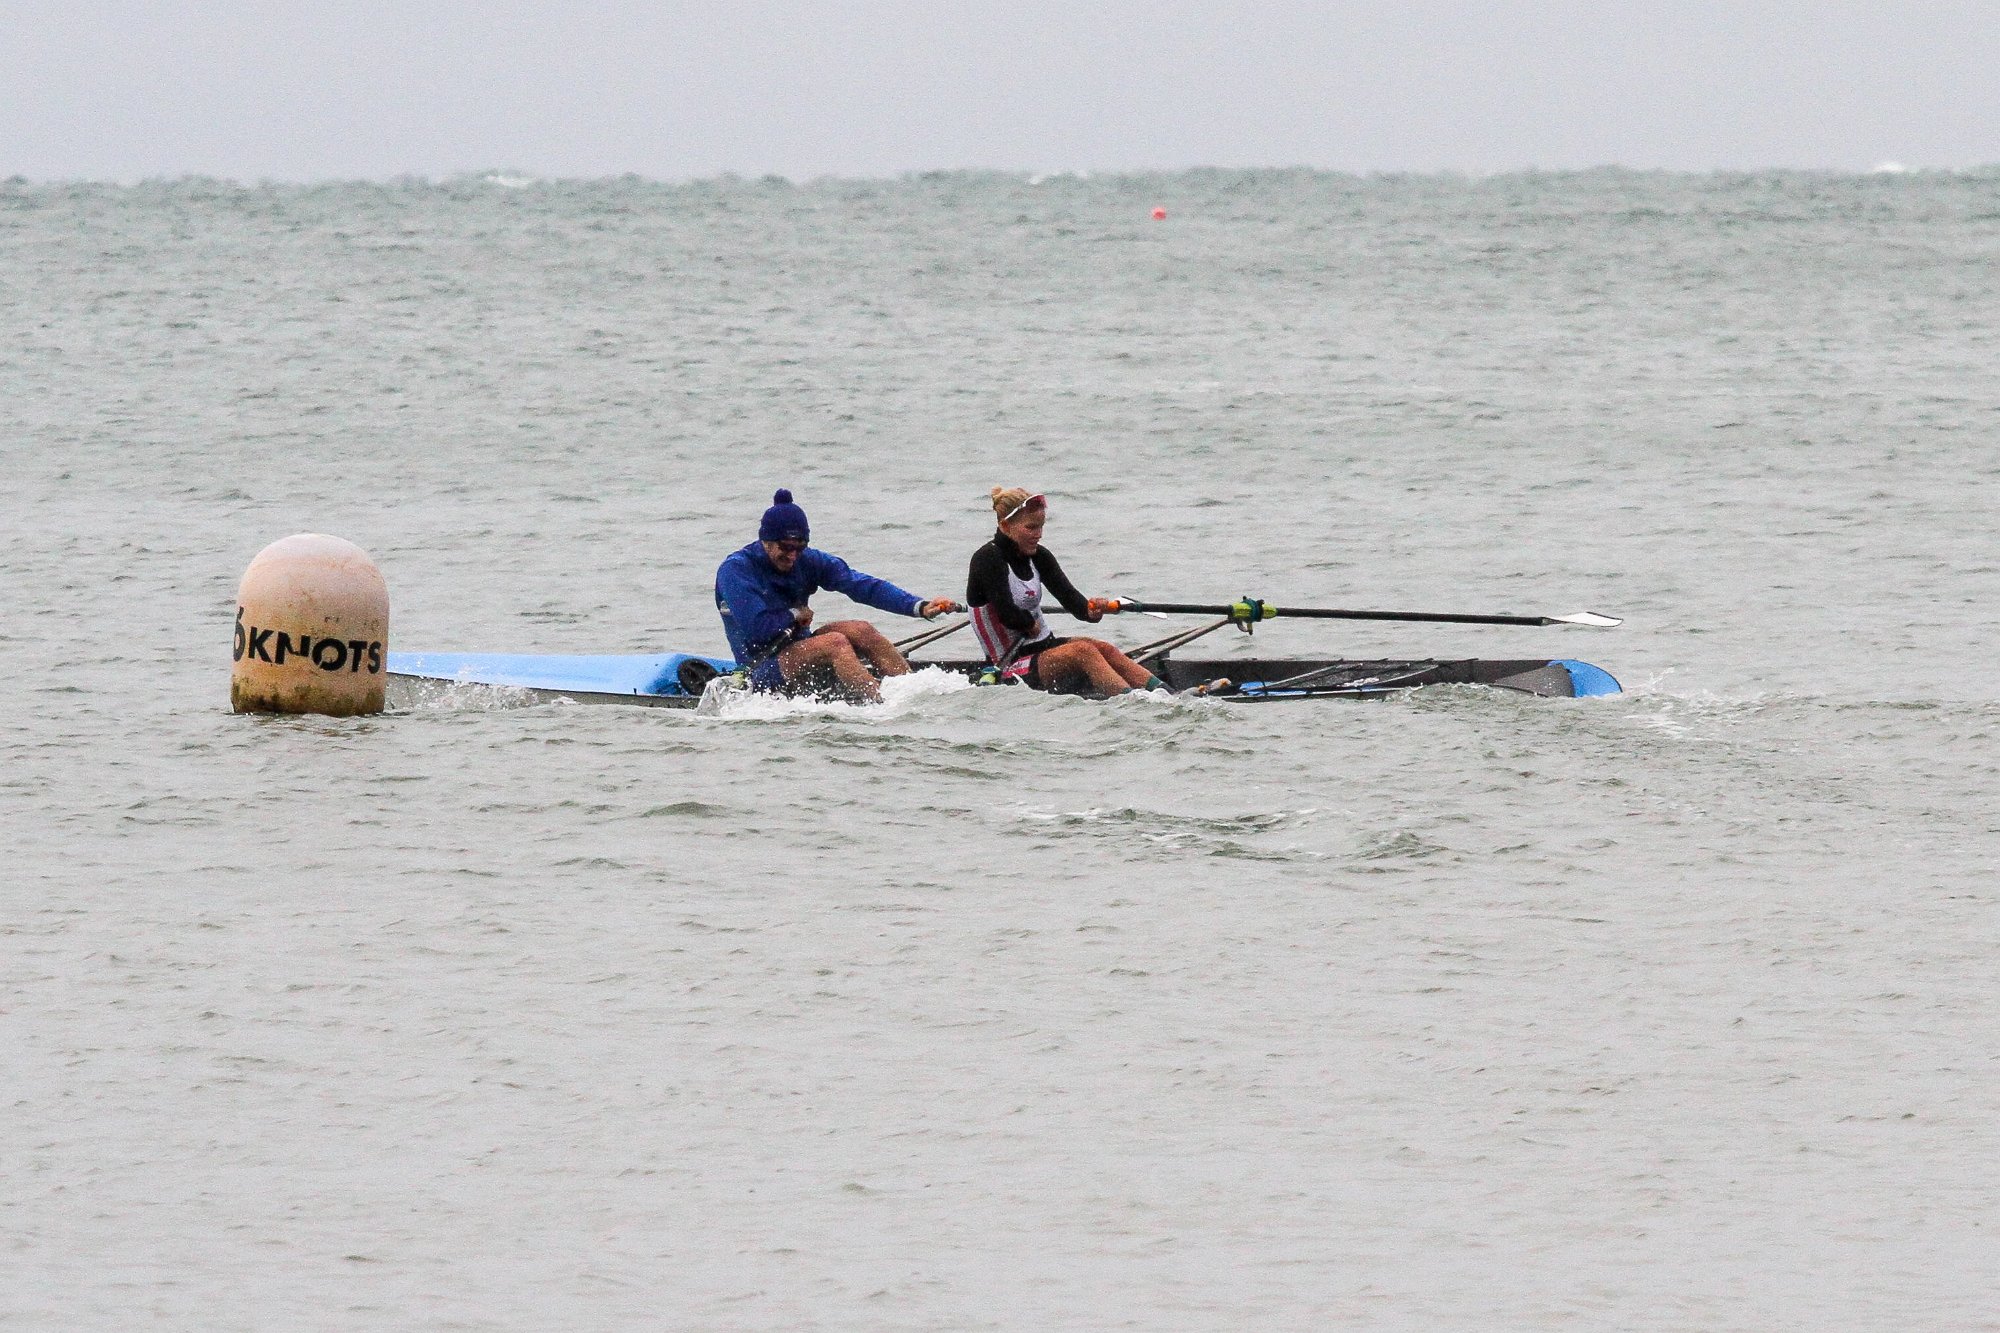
[388,597,1623,706]
[385,648,1620,706]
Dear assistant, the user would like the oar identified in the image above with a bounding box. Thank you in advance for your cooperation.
[1058,598,1621,628]
[894,617,969,653]
[1108,594,1169,620]
[1129,616,1234,665]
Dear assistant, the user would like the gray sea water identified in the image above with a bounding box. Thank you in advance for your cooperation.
[5,169,1998,1329]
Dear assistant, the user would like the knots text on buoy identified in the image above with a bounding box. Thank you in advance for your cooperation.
[230,534,389,716]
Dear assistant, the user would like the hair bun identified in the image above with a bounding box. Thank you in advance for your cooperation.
[773,488,793,505]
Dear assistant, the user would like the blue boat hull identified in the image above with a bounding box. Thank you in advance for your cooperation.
[388,651,735,702]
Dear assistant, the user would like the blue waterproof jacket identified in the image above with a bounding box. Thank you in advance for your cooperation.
[715,542,925,666]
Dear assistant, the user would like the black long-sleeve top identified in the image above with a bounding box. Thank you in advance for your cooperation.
[965,529,1099,637]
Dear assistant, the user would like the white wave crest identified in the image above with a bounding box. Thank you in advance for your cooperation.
[695,665,972,720]
[388,678,547,712]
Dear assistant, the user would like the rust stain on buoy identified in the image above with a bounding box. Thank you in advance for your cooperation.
[230,534,389,716]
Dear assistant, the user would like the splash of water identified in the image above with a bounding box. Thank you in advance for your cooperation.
[695,665,974,720]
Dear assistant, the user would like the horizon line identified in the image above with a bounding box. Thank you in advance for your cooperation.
[7,162,1995,190]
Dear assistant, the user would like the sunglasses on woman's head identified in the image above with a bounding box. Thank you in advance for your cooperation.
[1002,494,1047,522]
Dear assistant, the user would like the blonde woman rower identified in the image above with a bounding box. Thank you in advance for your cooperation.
[964,488,1164,696]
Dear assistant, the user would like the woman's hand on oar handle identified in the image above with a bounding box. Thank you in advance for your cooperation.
[918,598,966,620]
[1086,597,1123,618]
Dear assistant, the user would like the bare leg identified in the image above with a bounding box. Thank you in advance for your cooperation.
[1033,641,1131,697]
[817,620,913,677]
[1086,638,1157,689]
[777,631,884,702]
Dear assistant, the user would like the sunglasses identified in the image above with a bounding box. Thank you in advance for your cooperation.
[769,539,807,555]
[1002,493,1047,522]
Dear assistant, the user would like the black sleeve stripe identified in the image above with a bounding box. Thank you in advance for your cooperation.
[966,543,1003,607]
[1034,548,1093,621]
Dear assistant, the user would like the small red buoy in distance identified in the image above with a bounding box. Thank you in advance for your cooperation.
[1151,206,1167,220]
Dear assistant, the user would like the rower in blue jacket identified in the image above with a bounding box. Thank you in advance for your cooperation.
[716,489,964,702]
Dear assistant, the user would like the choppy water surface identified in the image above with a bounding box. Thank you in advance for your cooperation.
[5,170,1998,1329]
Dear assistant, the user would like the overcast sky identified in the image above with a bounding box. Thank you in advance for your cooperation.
[5,1,1996,181]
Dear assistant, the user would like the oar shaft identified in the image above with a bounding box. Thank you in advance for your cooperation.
[1243,607,1568,627]
[894,617,969,653]
[1062,601,1615,628]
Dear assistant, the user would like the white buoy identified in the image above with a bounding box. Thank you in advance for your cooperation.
[231,534,389,716]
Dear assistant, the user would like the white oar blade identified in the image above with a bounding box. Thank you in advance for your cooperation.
[1112,594,1169,619]
[1554,611,1622,627]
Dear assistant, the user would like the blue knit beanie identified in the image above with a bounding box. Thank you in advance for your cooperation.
[758,488,810,543]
